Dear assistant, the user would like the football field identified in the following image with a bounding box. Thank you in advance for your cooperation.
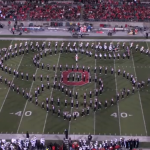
[0,39,150,137]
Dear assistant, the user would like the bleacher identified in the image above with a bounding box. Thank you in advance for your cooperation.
[83,0,150,22]
[0,0,150,21]
[0,1,81,21]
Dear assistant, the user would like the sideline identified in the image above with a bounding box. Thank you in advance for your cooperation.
[0,134,150,142]
[0,38,150,42]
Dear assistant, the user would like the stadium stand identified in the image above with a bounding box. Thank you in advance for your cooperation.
[0,1,81,21]
[0,0,150,21]
[83,0,150,21]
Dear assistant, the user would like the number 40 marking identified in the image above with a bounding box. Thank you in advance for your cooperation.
[13,111,32,116]
[111,112,132,118]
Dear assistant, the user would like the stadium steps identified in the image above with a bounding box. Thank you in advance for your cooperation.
[63,139,69,150]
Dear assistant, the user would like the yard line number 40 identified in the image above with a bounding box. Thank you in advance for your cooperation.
[111,112,132,118]
[13,111,32,116]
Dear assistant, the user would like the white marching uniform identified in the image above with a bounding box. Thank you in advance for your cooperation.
[109,45,113,51]
[75,54,78,62]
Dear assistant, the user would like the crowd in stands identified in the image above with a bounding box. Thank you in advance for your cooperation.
[0,1,81,21]
[83,0,150,21]
[0,0,150,21]
[74,0,98,4]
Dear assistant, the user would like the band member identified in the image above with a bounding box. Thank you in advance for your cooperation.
[132,86,135,94]
[105,67,107,75]
[83,93,86,99]
[89,76,91,82]
[76,100,79,109]
[123,70,126,77]
[94,104,96,112]
[84,99,86,108]
[52,105,55,114]
[127,89,130,96]
[47,82,50,89]
[99,66,102,74]
[117,93,120,101]
[65,99,67,107]
[118,69,121,75]
[58,109,60,117]
[35,98,38,105]
[57,98,60,107]
[68,114,71,122]
[121,91,124,99]
[90,99,92,107]
[71,99,74,108]
[113,53,116,59]
[75,92,78,99]
[81,109,85,117]
[75,54,78,62]
[135,44,139,52]
[74,112,77,120]
[51,97,54,105]
[98,101,101,110]
[64,112,67,120]
[123,53,126,59]
[105,100,107,109]
[87,107,90,115]
[111,99,114,106]
[111,68,114,74]
[46,104,49,112]
[117,53,120,60]
[89,91,92,98]
[42,102,44,109]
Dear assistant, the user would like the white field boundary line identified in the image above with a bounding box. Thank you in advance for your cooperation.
[94,41,97,135]
[68,63,77,134]
[0,52,24,113]
[0,39,13,112]
[42,53,61,134]
[1,38,150,42]
[0,134,150,142]
[130,45,148,136]
[68,86,75,134]
[17,58,42,133]
[94,57,96,135]
[146,41,150,51]
[113,58,121,135]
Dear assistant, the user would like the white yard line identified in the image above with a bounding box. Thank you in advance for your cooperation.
[114,59,121,135]
[68,86,75,134]
[146,41,150,50]
[68,63,77,134]
[0,134,149,141]
[17,58,42,133]
[0,53,24,113]
[130,49,148,136]
[94,58,96,135]
[0,39,13,112]
[42,53,61,134]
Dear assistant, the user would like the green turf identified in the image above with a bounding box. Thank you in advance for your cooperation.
[0,40,150,137]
